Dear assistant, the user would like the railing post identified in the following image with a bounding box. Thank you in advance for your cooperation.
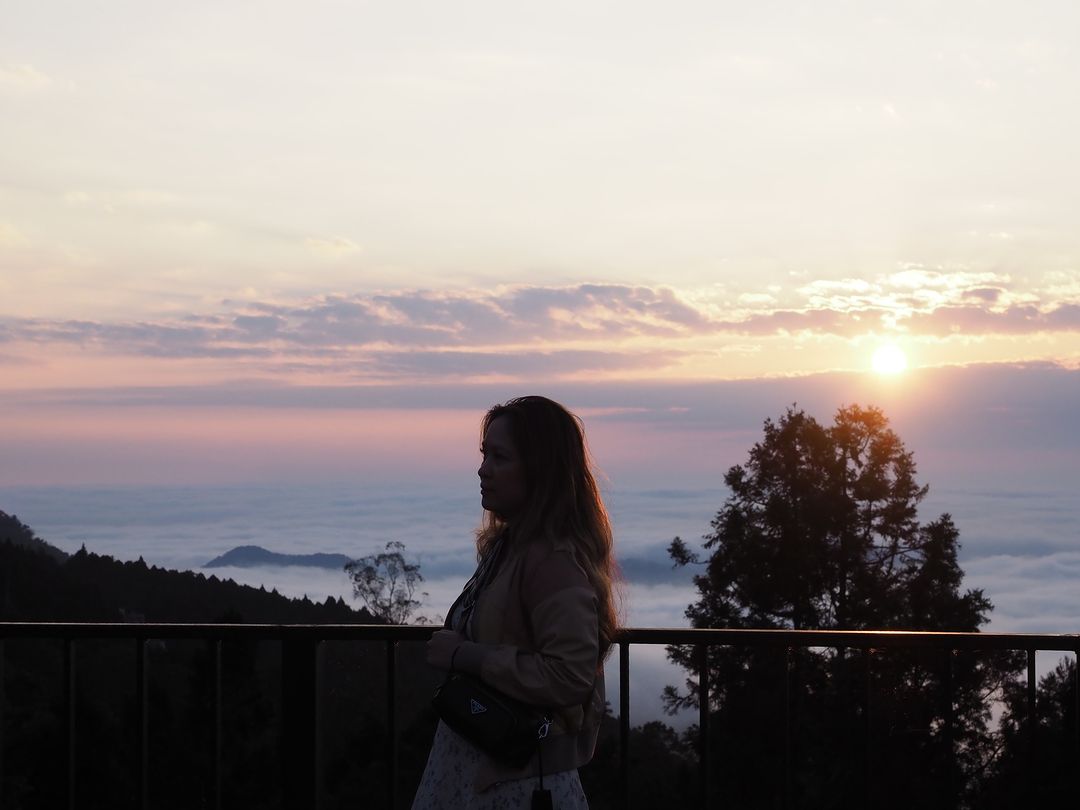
[783,647,792,810]
[1075,648,1079,774]
[316,640,324,810]
[386,639,398,810]
[0,639,5,807]
[282,635,318,808]
[943,648,955,805]
[863,648,872,809]
[1026,648,1037,795]
[135,637,148,810]
[213,639,223,810]
[619,641,630,810]
[64,638,76,810]
[696,643,711,809]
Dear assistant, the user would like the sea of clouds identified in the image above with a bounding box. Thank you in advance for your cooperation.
[2,478,1077,727]
[0,482,721,727]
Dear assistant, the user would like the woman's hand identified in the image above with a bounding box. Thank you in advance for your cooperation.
[426,629,465,671]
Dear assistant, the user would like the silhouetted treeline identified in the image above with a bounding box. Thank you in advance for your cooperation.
[0,517,444,810]
[0,511,698,809]
[0,509,67,562]
[1,543,364,625]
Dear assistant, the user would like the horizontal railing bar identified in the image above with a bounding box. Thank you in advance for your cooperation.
[616,627,1080,651]
[0,623,436,641]
[1,622,1077,651]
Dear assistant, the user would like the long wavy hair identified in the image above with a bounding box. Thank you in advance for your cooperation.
[476,395,621,658]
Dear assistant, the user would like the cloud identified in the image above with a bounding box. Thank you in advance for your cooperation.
[884,269,1008,292]
[713,307,888,337]
[502,284,710,337]
[738,268,1079,337]
[900,303,1080,336]
[9,284,710,364]
[362,348,682,378]
[304,236,362,257]
[788,269,1029,322]
[4,277,1079,377]
[962,552,1080,635]
[232,314,286,338]
[0,63,53,93]
[14,318,276,359]
[961,287,1004,304]
[0,222,27,247]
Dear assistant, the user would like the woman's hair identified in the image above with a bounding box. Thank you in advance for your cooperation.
[476,395,621,656]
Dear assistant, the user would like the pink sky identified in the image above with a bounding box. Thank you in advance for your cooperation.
[2,363,1075,491]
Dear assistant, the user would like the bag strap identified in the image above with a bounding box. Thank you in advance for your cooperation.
[533,717,553,809]
[451,532,508,637]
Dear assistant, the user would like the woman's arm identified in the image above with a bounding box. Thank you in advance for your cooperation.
[444,549,600,708]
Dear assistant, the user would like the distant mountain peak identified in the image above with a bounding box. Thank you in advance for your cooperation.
[204,545,354,570]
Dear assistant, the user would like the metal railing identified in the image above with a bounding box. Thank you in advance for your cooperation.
[0,623,1077,809]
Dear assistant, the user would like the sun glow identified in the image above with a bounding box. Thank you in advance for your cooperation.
[871,343,908,375]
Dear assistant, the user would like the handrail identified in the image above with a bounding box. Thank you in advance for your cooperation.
[0,622,434,641]
[2,622,1076,649]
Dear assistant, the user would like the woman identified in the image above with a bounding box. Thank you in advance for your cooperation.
[412,396,619,809]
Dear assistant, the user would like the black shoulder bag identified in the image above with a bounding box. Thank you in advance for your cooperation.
[431,543,554,808]
[431,672,552,769]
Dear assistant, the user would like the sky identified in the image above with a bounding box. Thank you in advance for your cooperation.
[3,1,1080,394]
[1,0,1079,653]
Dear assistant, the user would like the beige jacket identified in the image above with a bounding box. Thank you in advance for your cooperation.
[447,535,606,790]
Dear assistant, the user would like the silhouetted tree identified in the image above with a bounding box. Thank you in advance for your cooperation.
[667,405,1021,809]
[579,705,698,810]
[345,541,426,624]
[978,656,1077,807]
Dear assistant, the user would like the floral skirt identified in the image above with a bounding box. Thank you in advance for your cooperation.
[411,721,589,809]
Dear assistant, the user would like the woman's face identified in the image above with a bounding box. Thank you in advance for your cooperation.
[478,415,528,519]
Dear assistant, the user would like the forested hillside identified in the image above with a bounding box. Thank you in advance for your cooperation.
[0,514,442,810]
[0,510,67,562]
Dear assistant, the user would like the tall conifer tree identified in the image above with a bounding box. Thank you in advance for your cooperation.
[667,405,1020,809]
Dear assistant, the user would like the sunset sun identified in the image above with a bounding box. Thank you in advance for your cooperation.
[871,344,908,375]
